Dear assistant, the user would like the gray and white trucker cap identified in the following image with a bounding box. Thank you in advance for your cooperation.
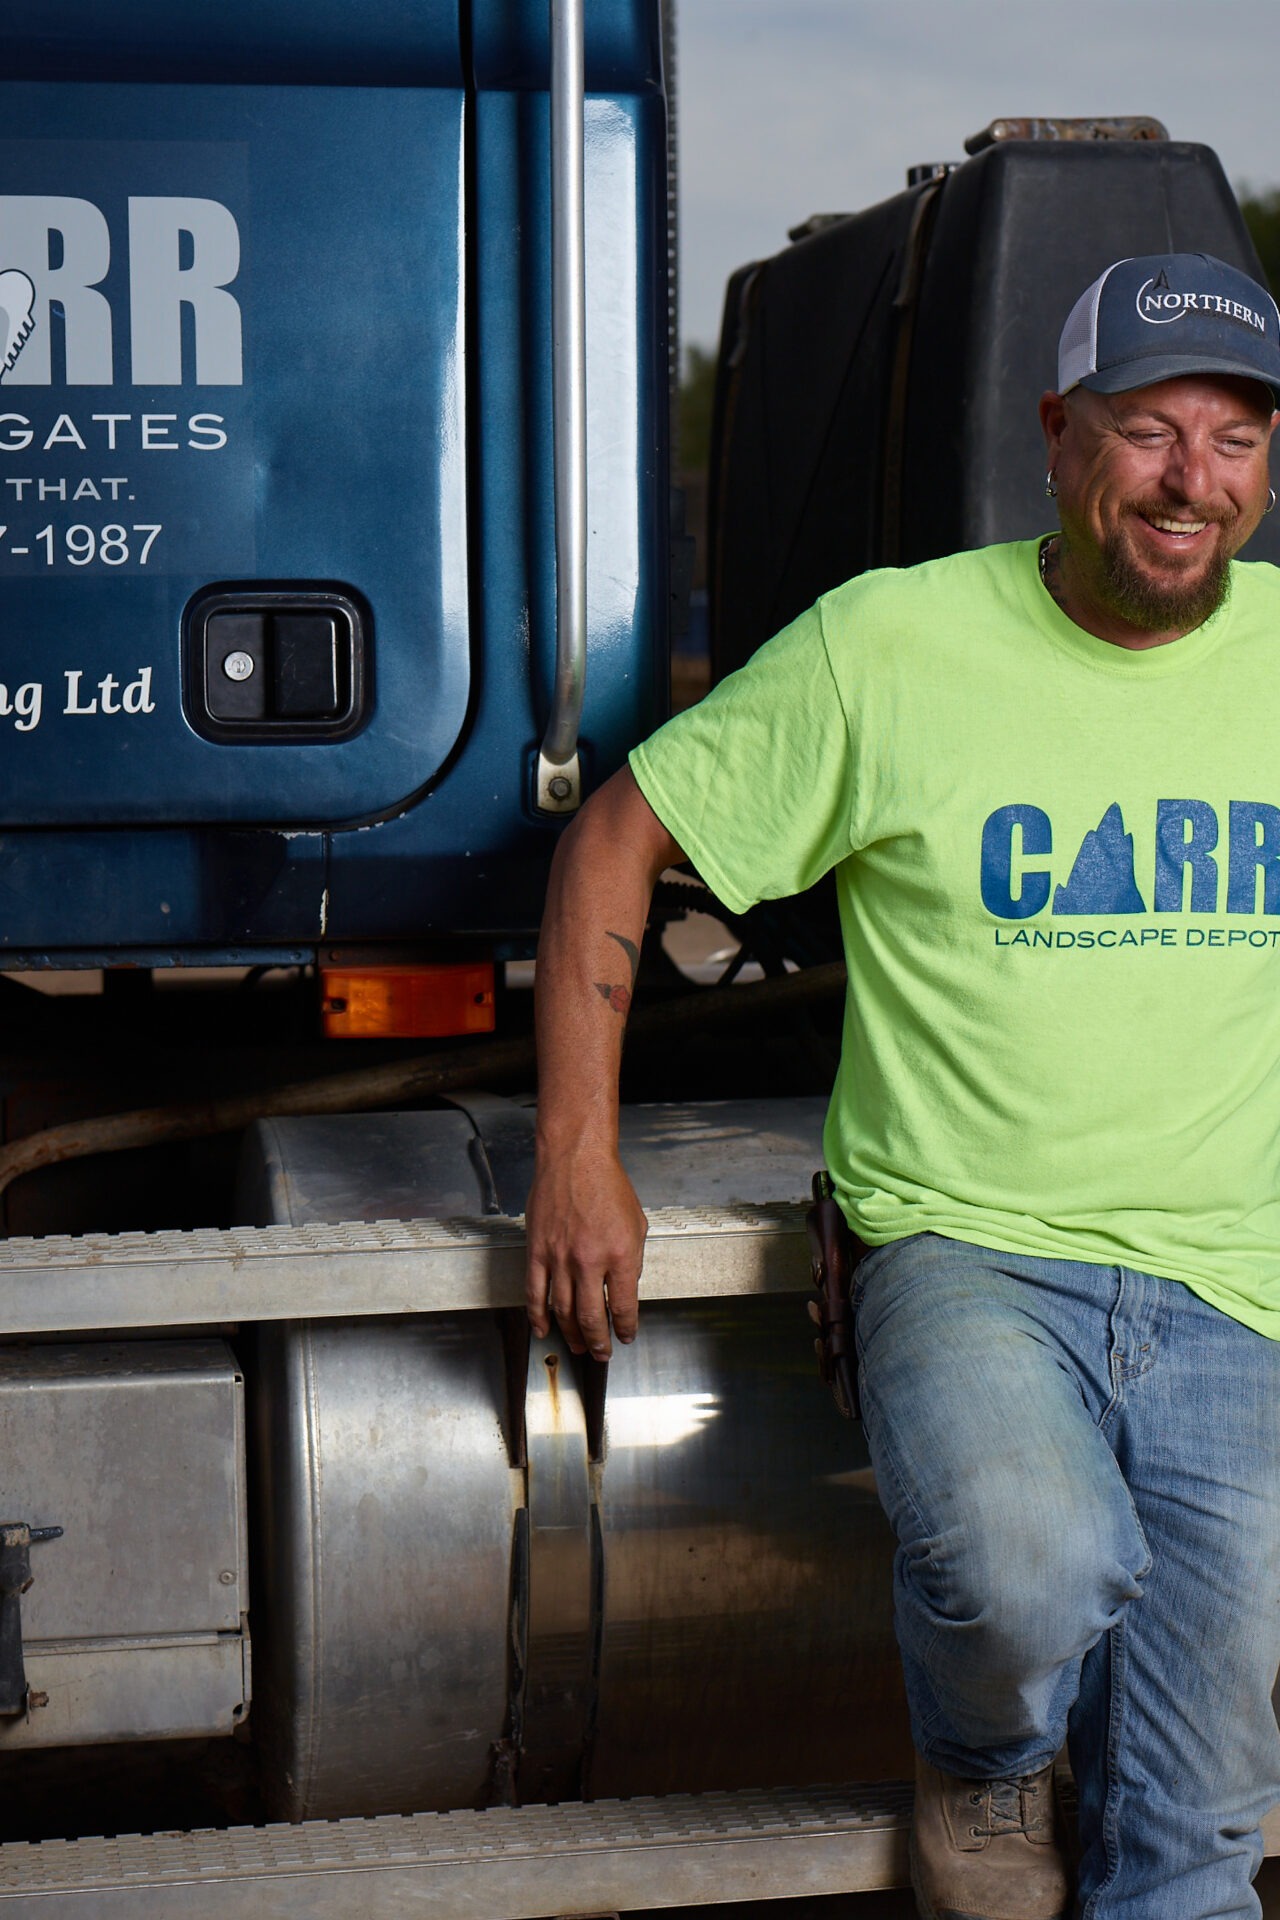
[1057,252,1280,406]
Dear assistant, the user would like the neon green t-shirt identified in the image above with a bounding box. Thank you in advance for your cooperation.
[630,538,1280,1339]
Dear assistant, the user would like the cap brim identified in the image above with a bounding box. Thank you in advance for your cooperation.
[1079,355,1280,408]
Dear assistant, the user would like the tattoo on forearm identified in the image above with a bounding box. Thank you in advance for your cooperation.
[594,930,640,1016]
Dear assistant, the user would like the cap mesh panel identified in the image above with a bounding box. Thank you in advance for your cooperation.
[1058,267,1117,392]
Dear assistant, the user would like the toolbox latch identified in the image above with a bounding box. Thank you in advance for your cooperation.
[0,1521,63,1718]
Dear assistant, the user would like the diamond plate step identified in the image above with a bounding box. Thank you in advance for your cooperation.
[0,1783,911,1916]
[0,1204,809,1337]
[1,1778,1276,1913]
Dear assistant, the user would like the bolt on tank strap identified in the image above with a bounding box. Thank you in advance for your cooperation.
[806,1171,863,1420]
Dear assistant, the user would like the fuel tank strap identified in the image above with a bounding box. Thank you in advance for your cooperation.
[520,1337,597,1803]
[0,1203,808,1336]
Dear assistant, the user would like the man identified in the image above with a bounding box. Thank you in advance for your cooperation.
[524,253,1280,1920]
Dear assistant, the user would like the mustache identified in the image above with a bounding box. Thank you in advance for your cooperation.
[1128,498,1234,529]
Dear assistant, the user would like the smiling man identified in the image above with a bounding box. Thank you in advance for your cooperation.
[525,254,1280,1920]
[1041,258,1276,650]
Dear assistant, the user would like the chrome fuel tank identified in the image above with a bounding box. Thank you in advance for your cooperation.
[239,1103,911,1818]
[590,1296,904,1797]
[249,1312,521,1820]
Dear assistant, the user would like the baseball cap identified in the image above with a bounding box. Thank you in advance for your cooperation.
[1057,252,1280,406]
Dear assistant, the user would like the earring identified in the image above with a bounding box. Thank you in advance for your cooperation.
[1266,488,1276,515]
[1045,470,1057,499]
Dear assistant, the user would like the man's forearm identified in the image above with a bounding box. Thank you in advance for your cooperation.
[535,795,663,1153]
[526,767,684,1356]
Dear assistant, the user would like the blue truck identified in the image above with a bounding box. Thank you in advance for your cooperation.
[0,0,668,962]
[0,5,1277,1909]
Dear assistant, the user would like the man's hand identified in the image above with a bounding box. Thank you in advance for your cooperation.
[525,767,684,1358]
[524,1148,647,1359]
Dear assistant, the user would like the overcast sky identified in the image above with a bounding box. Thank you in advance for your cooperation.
[677,0,1280,350]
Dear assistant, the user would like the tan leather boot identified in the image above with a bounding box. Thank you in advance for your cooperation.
[910,1753,1072,1920]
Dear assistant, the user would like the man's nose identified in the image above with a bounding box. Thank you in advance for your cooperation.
[1161,437,1212,501]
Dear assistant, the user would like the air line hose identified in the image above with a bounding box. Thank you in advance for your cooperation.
[0,961,846,1201]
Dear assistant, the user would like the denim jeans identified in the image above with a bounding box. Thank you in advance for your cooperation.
[853,1232,1280,1920]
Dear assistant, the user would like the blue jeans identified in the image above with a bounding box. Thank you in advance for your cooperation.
[853,1233,1280,1920]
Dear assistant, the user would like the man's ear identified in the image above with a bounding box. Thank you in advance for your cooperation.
[1039,390,1068,466]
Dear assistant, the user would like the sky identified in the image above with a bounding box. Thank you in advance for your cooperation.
[676,0,1280,350]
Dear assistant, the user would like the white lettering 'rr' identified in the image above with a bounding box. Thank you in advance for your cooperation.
[0,195,244,386]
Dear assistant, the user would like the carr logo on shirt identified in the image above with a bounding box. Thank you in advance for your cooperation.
[0,196,243,387]
[981,800,1280,920]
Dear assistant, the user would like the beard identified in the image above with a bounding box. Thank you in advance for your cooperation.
[1092,502,1235,634]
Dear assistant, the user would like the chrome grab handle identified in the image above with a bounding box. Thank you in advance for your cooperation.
[536,0,587,815]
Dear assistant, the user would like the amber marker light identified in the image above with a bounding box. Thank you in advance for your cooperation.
[320,962,497,1040]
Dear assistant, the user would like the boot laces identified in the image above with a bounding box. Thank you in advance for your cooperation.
[967,1775,1050,1839]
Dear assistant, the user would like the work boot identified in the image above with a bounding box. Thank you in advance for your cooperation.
[910,1752,1071,1920]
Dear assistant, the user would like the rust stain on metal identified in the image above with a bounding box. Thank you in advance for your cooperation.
[965,116,1168,154]
[544,1351,562,1426]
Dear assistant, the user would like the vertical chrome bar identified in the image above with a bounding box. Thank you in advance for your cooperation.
[537,0,587,814]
